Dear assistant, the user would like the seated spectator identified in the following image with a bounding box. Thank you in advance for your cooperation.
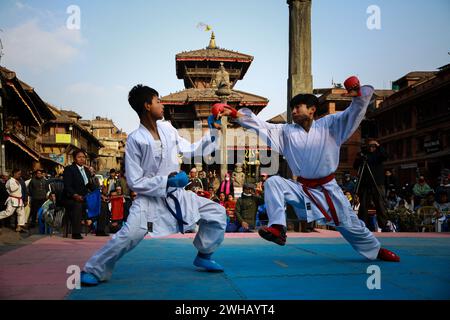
[388,199,419,232]
[256,204,268,227]
[218,192,226,207]
[38,192,57,234]
[235,183,264,232]
[434,192,450,232]
[419,191,437,208]
[224,195,239,233]
[436,177,450,200]
[208,187,220,203]
[386,190,401,210]
[344,191,353,203]
[341,173,356,194]
[351,194,361,213]
[413,176,433,204]
[416,192,441,231]
[402,193,416,211]
[225,194,236,223]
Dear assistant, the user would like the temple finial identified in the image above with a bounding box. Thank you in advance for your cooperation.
[207,31,216,49]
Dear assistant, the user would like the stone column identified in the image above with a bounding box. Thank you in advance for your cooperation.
[287,0,313,124]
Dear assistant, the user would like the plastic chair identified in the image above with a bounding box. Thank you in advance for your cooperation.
[417,206,440,232]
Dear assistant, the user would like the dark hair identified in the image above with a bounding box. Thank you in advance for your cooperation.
[128,84,159,117]
[72,149,86,159]
[110,168,116,174]
[12,168,21,175]
[290,94,319,110]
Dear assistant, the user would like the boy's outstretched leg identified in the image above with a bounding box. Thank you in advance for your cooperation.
[81,209,149,286]
[193,196,226,272]
[337,213,400,262]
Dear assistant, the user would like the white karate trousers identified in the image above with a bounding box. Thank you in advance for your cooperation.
[264,176,381,260]
[84,195,226,281]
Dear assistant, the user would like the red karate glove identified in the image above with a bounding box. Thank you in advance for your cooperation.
[211,103,238,119]
[197,190,211,199]
[343,76,362,97]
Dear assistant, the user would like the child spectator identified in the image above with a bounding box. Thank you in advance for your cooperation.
[109,186,125,233]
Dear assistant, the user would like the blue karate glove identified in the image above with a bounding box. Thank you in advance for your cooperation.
[167,171,189,188]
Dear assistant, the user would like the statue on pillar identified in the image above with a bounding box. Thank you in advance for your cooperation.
[214,62,232,97]
[232,163,246,188]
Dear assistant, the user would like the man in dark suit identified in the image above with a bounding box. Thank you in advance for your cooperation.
[63,149,95,239]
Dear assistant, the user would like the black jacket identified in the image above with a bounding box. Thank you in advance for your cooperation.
[353,147,388,186]
[63,164,95,200]
[28,177,48,200]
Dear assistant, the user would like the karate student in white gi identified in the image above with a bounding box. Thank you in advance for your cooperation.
[81,85,226,286]
[0,169,27,233]
[214,76,400,262]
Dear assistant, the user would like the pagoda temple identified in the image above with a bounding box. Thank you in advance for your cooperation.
[161,33,271,181]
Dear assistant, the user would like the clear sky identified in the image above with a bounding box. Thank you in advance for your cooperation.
[1,0,449,134]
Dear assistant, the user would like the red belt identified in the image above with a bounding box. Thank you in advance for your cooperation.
[297,174,340,226]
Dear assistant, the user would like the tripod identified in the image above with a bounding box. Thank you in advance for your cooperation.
[355,155,387,231]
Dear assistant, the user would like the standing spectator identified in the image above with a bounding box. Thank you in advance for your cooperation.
[0,169,27,232]
[353,139,388,231]
[118,171,132,222]
[96,185,110,237]
[63,149,96,239]
[89,167,101,188]
[255,173,269,197]
[384,170,398,196]
[21,173,30,227]
[218,172,234,197]
[413,176,434,203]
[199,171,209,192]
[28,169,48,228]
[235,183,264,232]
[104,169,120,195]
[207,170,220,191]
[185,167,203,192]
[109,186,125,232]
[0,172,9,227]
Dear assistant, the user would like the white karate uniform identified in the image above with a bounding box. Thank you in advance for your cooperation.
[236,86,381,260]
[84,122,226,281]
[0,178,26,226]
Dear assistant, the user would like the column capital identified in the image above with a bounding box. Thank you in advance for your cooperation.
[287,0,311,5]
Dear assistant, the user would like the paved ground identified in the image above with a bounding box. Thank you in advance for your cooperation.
[1,230,449,300]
